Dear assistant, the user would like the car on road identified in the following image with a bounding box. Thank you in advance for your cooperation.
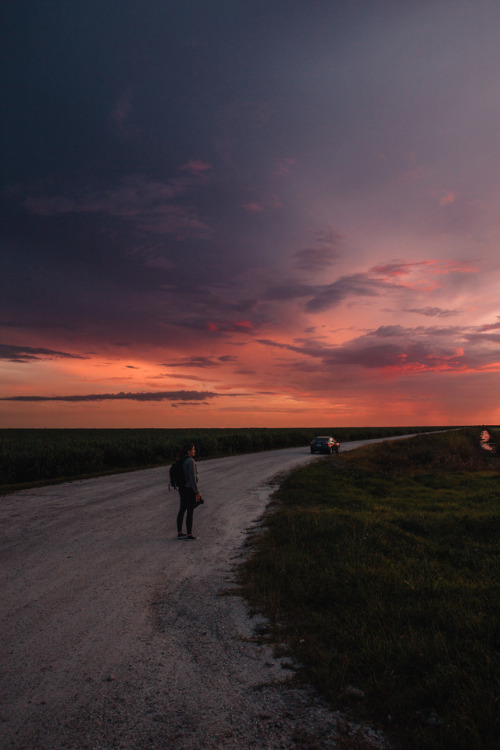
[310,435,340,454]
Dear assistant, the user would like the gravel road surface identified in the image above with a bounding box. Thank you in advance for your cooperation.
[1,441,395,749]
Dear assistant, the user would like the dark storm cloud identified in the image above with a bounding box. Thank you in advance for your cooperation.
[2,0,488,353]
[0,390,236,403]
[3,0,500,428]
[2,1,287,350]
[0,343,87,363]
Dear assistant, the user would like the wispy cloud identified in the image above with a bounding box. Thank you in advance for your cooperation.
[0,343,86,363]
[203,320,255,334]
[439,191,457,207]
[263,259,479,314]
[0,390,238,403]
[272,157,296,176]
[293,227,343,272]
[180,160,213,175]
[478,319,500,332]
[241,202,264,213]
[22,174,210,239]
[163,355,238,368]
[372,260,477,289]
[263,274,386,311]
[305,274,386,312]
[405,306,463,318]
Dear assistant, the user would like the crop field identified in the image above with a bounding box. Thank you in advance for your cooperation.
[238,427,499,750]
[0,425,442,492]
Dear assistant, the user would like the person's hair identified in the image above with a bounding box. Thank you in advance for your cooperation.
[177,443,195,459]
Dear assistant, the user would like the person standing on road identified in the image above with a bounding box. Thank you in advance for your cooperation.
[176,444,202,540]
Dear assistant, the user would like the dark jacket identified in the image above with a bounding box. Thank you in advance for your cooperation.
[182,455,199,494]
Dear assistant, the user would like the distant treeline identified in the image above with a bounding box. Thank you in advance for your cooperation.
[1,426,451,490]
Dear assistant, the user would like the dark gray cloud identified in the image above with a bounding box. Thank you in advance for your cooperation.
[0,390,236,403]
[305,274,387,313]
[163,355,238,368]
[264,273,392,312]
[478,320,500,332]
[263,283,316,302]
[0,343,87,363]
[465,331,500,345]
[294,227,343,271]
[405,307,463,318]
[2,2,494,346]
[22,173,211,240]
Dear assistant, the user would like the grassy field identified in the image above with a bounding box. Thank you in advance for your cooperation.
[238,427,499,750]
[0,425,443,492]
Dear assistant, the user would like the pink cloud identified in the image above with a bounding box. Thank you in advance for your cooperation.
[273,157,296,176]
[372,260,435,278]
[439,191,457,206]
[399,153,428,184]
[258,319,500,376]
[371,259,477,291]
[180,160,213,175]
[204,320,254,334]
[479,319,500,332]
[294,227,343,271]
[241,202,264,212]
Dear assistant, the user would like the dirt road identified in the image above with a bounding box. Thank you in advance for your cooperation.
[1,442,393,749]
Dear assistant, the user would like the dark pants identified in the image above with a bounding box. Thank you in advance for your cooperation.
[177,487,195,534]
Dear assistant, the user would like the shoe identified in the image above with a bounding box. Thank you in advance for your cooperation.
[185,534,198,540]
[177,532,187,539]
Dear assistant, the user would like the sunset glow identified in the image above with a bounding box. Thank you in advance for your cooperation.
[2,2,500,428]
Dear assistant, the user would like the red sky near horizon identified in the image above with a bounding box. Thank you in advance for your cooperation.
[2,2,500,428]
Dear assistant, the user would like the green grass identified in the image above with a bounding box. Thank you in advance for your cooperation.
[238,427,500,750]
[0,425,443,492]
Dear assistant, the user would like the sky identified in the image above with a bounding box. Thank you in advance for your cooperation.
[2,0,500,428]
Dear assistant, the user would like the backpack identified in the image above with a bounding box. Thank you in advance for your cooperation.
[169,456,188,490]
